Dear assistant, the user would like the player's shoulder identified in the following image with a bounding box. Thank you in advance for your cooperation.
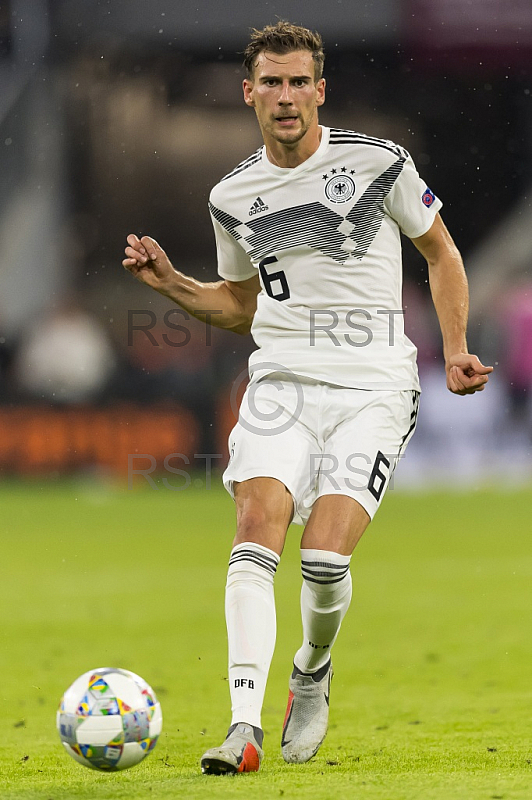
[210,147,263,202]
[328,128,410,161]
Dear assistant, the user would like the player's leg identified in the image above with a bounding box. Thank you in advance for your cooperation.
[296,493,369,668]
[301,492,370,554]
[223,375,318,735]
[201,477,293,775]
[232,475,294,554]
[282,388,419,763]
[227,477,293,722]
[201,477,293,774]
[281,495,369,763]
[202,376,319,774]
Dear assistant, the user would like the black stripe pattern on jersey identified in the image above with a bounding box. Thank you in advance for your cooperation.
[208,203,243,242]
[229,546,279,575]
[247,201,348,263]
[329,128,409,160]
[210,157,405,265]
[344,157,405,260]
[221,149,262,182]
[301,558,350,585]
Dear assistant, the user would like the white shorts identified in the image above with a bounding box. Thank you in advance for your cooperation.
[223,374,419,525]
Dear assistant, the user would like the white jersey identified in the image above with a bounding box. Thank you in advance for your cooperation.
[209,126,442,390]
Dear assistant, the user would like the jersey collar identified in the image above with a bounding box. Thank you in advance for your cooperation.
[261,126,330,178]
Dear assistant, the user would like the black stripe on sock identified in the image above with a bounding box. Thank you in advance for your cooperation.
[231,548,279,569]
[301,559,349,570]
[302,573,349,585]
[230,549,279,569]
[229,554,277,573]
[302,567,349,581]
[229,553,278,575]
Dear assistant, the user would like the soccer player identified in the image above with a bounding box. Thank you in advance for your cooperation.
[123,21,493,775]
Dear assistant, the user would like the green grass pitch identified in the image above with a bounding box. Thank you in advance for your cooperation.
[1,480,531,799]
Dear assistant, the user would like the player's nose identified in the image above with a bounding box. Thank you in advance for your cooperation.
[278,81,294,104]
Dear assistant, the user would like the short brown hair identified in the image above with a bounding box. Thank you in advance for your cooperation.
[243,21,325,81]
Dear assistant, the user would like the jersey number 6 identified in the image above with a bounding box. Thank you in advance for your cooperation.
[259,256,290,302]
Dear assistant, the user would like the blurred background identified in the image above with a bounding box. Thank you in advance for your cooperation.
[0,0,531,489]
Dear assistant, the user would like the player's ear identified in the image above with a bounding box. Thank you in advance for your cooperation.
[316,78,326,107]
[243,78,255,107]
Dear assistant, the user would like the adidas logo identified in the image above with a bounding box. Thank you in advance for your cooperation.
[249,196,269,216]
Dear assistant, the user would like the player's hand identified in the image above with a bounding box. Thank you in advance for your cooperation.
[122,235,176,294]
[446,353,493,395]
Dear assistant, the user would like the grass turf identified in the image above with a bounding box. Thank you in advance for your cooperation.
[0,480,531,799]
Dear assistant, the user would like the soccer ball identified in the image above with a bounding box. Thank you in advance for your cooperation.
[57,667,163,771]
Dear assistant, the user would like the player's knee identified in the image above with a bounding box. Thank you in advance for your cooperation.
[233,503,289,554]
[235,505,271,542]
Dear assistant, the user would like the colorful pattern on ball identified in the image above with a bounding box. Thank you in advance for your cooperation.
[57,668,163,771]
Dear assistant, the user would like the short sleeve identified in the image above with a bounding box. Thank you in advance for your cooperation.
[384,154,443,239]
[210,215,257,283]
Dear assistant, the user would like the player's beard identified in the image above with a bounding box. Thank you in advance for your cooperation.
[269,114,311,146]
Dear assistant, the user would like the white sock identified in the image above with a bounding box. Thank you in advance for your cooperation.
[294,548,352,674]
[225,542,280,729]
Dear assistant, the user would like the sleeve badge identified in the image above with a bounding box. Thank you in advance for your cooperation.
[422,188,436,207]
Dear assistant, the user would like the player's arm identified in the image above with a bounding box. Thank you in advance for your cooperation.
[410,213,493,395]
[123,234,260,335]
